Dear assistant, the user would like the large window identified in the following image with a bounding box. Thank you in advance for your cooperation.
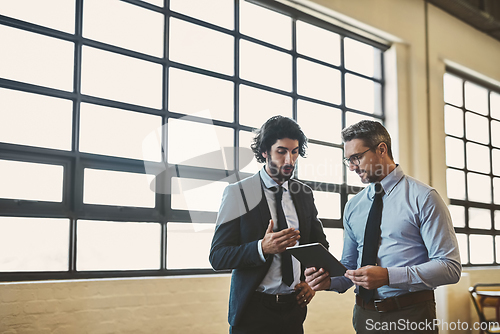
[444,70,500,266]
[0,0,386,280]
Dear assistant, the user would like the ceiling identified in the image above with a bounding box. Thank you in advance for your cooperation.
[428,0,500,42]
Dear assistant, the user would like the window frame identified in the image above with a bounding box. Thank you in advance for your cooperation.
[445,67,500,267]
[0,0,387,281]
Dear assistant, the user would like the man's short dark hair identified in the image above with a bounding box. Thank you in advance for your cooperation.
[251,116,308,163]
[341,120,393,160]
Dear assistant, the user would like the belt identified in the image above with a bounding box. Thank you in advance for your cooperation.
[355,290,434,313]
[252,291,298,304]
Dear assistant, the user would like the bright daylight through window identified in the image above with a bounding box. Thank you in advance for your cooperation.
[0,0,385,280]
[444,71,500,266]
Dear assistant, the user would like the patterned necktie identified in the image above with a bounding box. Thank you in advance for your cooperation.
[359,182,384,303]
[275,186,294,286]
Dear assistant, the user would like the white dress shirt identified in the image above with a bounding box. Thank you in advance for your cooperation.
[256,167,301,294]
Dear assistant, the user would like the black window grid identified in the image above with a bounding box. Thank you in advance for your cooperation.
[0,0,387,281]
[445,67,500,267]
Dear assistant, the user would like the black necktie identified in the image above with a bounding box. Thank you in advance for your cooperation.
[275,186,294,286]
[359,182,384,303]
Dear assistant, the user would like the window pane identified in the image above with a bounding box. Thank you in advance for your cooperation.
[0,25,73,91]
[297,144,343,184]
[456,233,468,264]
[345,113,380,129]
[0,0,74,33]
[171,178,228,212]
[492,121,500,148]
[169,68,234,122]
[448,205,465,228]
[445,137,464,168]
[167,223,214,269]
[313,191,341,219]
[239,85,292,128]
[83,0,163,57]
[77,220,161,270]
[344,38,381,79]
[345,74,381,114]
[168,118,234,170]
[493,149,500,176]
[494,178,500,205]
[443,73,463,107]
[240,40,292,91]
[444,105,464,137]
[83,169,154,207]
[297,58,341,104]
[491,92,500,120]
[239,0,291,49]
[465,81,489,116]
[0,217,69,271]
[470,234,493,264]
[465,112,489,144]
[446,169,466,200]
[169,18,233,76]
[239,130,262,174]
[296,20,340,65]
[0,88,72,150]
[297,100,342,144]
[0,160,63,202]
[81,46,162,108]
[466,142,490,174]
[496,211,500,230]
[323,228,343,259]
[497,236,500,264]
[79,103,162,161]
[467,172,491,203]
[170,0,233,29]
[468,207,491,229]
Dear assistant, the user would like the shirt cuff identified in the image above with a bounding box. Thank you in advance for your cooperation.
[257,239,266,262]
[387,267,408,289]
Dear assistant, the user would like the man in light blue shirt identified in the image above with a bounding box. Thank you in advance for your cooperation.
[305,120,461,334]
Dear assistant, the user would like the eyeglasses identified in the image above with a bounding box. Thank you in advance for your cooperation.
[343,143,381,167]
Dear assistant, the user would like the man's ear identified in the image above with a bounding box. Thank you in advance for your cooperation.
[378,142,388,157]
[262,151,268,159]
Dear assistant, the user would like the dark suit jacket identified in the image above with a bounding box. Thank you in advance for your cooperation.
[209,172,328,327]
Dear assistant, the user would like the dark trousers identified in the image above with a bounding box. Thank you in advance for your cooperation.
[353,300,438,334]
[230,294,307,334]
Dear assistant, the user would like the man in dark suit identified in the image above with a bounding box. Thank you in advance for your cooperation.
[210,116,329,334]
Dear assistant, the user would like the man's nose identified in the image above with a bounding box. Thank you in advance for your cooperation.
[349,162,358,172]
[284,152,292,164]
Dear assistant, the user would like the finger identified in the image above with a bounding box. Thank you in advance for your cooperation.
[267,220,274,233]
[311,268,327,280]
[273,228,299,239]
[272,231,300,245]
[304,267,317,276]
[296,291,309,307]
[305,269,323,283]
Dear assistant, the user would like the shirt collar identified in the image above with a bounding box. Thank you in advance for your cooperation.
[371,164,404,198]
[259,166,290,191]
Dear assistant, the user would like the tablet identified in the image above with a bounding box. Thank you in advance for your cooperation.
[285,243,347,277]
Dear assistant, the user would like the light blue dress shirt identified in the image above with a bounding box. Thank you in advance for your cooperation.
[256,167,301,294]
[330,165,461,299]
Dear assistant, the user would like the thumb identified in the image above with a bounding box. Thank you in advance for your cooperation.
[267,219,274,233]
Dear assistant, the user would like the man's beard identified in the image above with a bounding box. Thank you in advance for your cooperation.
[267,157,295,182]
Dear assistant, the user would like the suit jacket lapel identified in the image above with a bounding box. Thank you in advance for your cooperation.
[256,174,272,230]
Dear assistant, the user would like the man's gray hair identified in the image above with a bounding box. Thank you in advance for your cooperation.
[341,120,393,160]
